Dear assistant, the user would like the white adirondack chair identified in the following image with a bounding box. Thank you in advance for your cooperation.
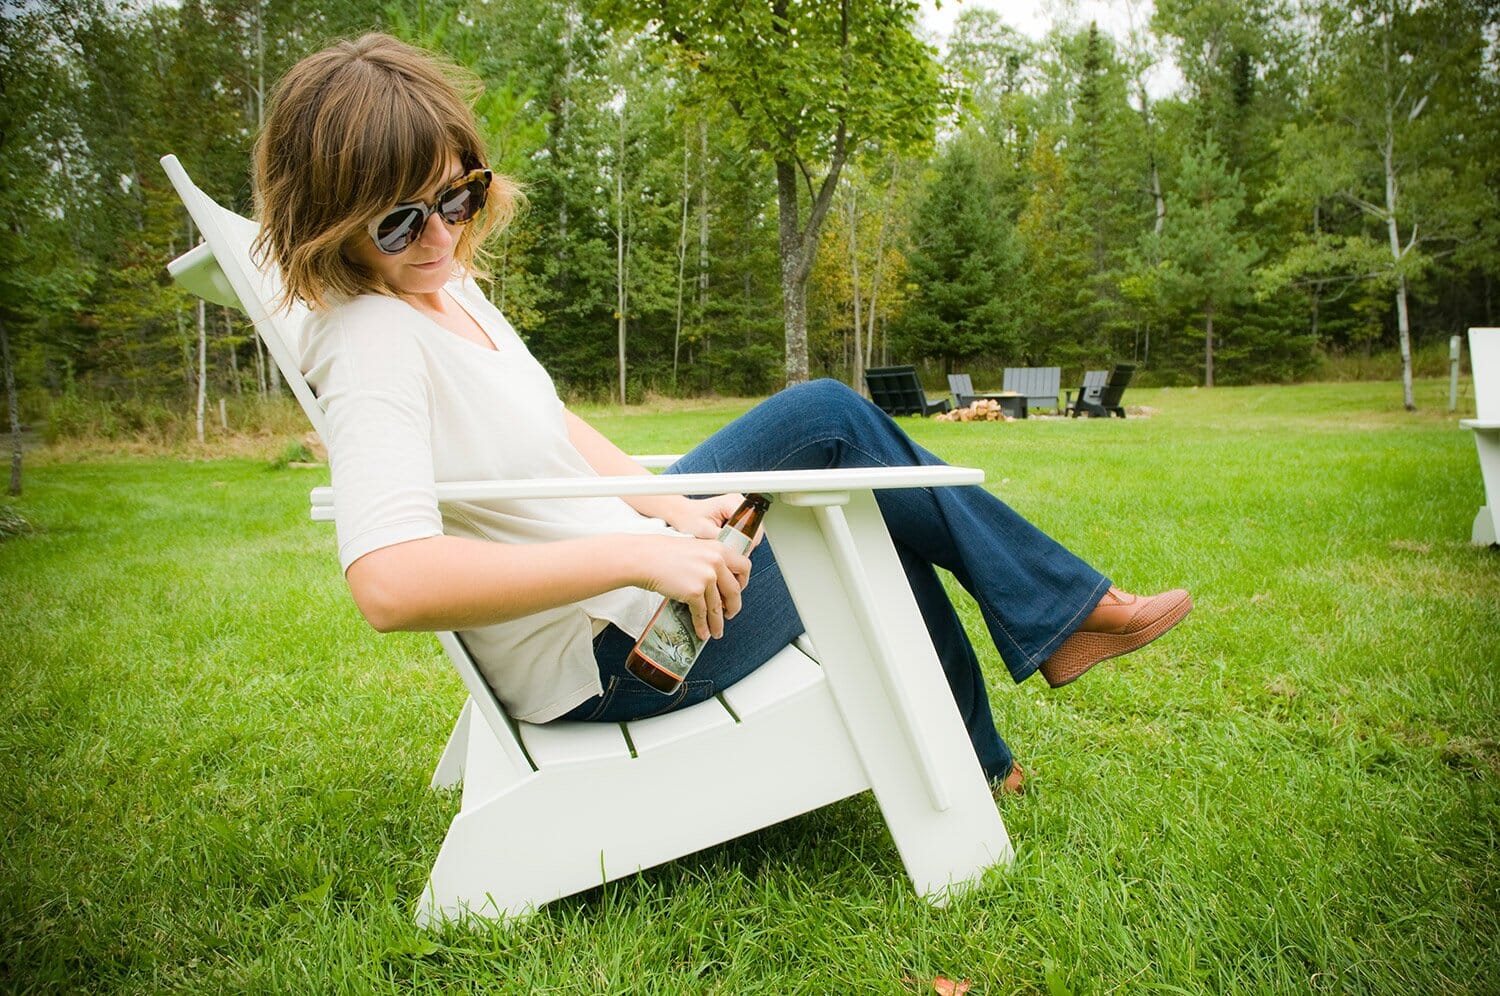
[1462,327,1500,547]
[160,154,1013,925]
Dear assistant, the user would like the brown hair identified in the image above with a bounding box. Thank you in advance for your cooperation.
[252,33,521,309]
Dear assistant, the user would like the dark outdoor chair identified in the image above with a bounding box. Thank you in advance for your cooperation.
[865,366,952,416]
[1001,367,1062,413]
[1064,370,1108,415]
[947,374,1027,419]
[1068,364,1136,418]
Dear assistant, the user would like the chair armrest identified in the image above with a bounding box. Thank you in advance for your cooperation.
[1460,419,1500,431]
[166,241,243,310]
[309,465,984,520]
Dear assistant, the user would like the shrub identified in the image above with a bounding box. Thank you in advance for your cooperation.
[269,439,314,469]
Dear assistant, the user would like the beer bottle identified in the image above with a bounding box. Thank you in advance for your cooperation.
[626,493,771,694]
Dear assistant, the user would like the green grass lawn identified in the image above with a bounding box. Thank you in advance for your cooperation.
[2,379,1497,994]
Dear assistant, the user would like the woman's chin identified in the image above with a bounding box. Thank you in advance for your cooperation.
[399,264,455,295]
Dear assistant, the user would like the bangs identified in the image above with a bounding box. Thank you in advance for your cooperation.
[317,67,479,211]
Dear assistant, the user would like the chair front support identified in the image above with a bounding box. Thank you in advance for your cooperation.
[1461,327,1500,546]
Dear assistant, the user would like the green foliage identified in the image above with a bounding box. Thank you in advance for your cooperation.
[269,439,314,469]
[1,0,1496,419]
[1143,135,1262,385]
[893,134,1024,368]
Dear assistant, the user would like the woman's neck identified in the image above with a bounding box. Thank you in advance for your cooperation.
[403,289,448,314]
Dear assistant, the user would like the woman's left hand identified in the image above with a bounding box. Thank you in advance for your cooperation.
[672,494,765,550]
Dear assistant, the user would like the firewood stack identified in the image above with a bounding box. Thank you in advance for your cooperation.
[933,399,1014,422]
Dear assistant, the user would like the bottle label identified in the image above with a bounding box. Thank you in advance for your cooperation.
[633,523,754,679]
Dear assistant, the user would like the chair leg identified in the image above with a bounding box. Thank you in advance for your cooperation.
[1472,432,1500,547]
[1475,506,1497,547]
[766,494,1013,903]
[430,697,473,790]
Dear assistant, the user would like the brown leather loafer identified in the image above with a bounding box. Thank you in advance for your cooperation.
[1038,587,1193,688]
[991,762,1026,798]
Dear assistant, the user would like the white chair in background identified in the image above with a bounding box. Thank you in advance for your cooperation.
[1462,327,1500,547]
[160,154,1012,925]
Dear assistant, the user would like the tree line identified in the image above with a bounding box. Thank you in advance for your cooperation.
[2,0,1497,469]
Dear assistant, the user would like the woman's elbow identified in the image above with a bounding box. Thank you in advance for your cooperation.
[346,555,417,632]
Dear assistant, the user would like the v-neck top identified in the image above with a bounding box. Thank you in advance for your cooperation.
[300,276,678,723]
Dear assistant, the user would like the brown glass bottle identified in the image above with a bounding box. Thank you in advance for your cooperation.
[626,493,771,694]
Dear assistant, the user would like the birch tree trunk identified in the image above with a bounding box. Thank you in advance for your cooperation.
[697,117,709,310]
[864,160,898,370]
[253,325,266,398]
[195,298,207,443]
[673,120,691,389]
[848,184,863,391]
[223,307,241,395]
[616,98,628,406]
[1384,125,1416,411]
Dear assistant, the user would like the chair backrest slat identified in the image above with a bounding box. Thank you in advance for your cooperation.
[866,365,937,416]
[160,156,328,440]
[1471,328,1500,422]
[1097,363,1136,408]
[1002,367,1061,409]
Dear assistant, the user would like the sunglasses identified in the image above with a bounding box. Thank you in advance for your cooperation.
[366,168,493,255]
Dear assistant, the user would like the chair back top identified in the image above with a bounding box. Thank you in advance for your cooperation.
[159,155,326,439]
[1002,367,1061,410]
[1081,370,1108,389]
[865,366,932,416]
[1097,363,1137,408]
[1472,328,1500,422]
[947,374,975,396]
[1002,366,1061,396]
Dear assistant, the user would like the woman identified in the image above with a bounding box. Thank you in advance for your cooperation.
[254,34,1191,796]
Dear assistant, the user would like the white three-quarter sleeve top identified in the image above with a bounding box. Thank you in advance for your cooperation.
[300,276,679,723]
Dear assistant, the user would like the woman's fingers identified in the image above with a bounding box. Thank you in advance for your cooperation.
[716,558,742,623]
[656,538,749,641]
[703,568,725,639]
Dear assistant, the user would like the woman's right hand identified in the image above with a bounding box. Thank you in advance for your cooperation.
[633,534,752,641]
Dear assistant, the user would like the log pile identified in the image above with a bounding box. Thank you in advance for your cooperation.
[933,399,1015,422]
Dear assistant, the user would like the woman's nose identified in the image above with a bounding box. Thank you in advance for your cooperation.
[418,209,455,250]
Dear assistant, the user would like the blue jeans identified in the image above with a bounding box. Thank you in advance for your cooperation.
[560,380,1110,783]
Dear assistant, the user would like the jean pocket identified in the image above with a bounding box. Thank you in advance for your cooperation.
[581,674,713,722]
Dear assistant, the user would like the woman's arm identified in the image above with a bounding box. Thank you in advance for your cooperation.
[562,410,695,524]
[562,409,751,542]
[345,530,751,640]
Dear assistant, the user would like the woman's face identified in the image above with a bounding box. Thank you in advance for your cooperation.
[344,156,463,298]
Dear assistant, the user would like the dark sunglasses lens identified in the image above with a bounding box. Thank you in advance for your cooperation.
[375,206,425,254]
[438,178,487,225]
